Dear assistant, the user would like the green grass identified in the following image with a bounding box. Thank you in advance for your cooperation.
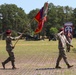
[0,38,76,57]
[0,38,76,59]
[0,39,76,75]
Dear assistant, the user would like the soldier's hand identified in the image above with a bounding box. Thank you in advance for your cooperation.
[19,33,23,38]
[12,46,14,49]
[70,45,73,47]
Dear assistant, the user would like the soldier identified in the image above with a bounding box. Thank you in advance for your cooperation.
[2,29,22,69]
[55,28,73,69]
[65,31,73,52]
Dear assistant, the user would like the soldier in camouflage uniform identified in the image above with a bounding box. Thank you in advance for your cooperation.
[2,30,22,69]
[65,31,73,52]
[55,28,73,69]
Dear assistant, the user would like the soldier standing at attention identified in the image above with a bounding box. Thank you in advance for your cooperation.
[55,28,73,69]
[2,29,22,69]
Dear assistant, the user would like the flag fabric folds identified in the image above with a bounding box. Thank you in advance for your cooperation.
[35,7,44,23]
[34,2,48,34]
[35,17,46,34]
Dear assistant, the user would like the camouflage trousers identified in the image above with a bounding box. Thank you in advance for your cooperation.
[56,48,69,67]
[3,50,15,67]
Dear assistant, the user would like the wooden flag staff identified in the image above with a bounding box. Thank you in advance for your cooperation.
[13,18,34,48]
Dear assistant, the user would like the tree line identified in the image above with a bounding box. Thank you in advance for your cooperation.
[0,3,76,39]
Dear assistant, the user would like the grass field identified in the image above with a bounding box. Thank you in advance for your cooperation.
[0,39,76,75]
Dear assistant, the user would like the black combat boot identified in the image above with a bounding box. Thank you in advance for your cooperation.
[11,61,16,69]
[2,57,11,69]
[55,65,61,69]
[68,65,73,68]
[2,62,5,69]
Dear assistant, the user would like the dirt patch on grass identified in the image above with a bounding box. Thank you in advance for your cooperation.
[0,52,76,75]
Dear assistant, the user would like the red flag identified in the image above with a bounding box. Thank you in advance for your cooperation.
[34,7,44,23]
[35,18,45,34]
[34,2,48,34]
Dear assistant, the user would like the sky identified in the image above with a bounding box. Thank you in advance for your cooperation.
[0,0,76,14]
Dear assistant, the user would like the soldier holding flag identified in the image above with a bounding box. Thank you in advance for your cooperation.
[2,29,22,69]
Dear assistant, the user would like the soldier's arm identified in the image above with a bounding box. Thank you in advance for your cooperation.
[57,31,63,39]
[65,36,73,47]
[10,34,23,40]
[15,34,23,39]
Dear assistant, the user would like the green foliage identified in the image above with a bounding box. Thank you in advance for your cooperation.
[0,3,76,38]
[11,30,18,37]
[50,27,58,35]
[0,4,29,33]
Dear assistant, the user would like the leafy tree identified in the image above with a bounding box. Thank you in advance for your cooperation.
[0,4,29,33]
[50,27,58,35]
[73,8,76,27]
[0,3,76,39]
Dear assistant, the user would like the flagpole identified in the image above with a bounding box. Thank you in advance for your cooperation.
[13,1,49,47]
[13,18,35,48]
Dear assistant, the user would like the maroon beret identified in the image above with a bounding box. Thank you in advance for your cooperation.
[6,30,11,34]
[59,28,64,32]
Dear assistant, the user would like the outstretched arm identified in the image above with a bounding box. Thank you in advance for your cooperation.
[15,34,23,40]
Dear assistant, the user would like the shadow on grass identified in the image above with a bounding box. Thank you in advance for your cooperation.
[36,67,74,70]
[36,68,55,70]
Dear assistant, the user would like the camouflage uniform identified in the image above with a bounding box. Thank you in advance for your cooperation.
[2,32,22,69]
[65,32,73,52]
[55,31,73,68]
